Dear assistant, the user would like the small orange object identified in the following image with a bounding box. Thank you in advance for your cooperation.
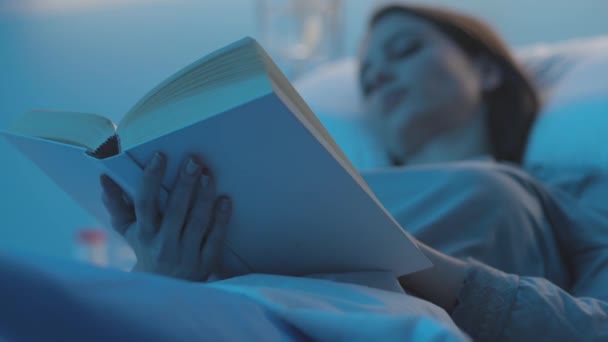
[76,228,107,245]
[74,228,108,267]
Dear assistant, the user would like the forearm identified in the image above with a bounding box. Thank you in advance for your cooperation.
[398,242,468,312]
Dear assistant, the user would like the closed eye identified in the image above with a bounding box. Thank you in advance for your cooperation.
[386,40,422,61]
[361,80,374,97]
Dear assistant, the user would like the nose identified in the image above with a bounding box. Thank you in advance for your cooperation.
[371,69,395,92]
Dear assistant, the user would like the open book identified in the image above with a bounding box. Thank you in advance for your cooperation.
[1,37,430,277]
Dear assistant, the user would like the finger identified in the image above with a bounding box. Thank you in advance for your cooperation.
[182,167,215,254]
[160,157,201,243]
[200,196,232,281]
[100,174,134,234]
[134,152,165,237]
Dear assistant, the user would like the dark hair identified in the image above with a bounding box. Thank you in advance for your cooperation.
[366,4,541,164]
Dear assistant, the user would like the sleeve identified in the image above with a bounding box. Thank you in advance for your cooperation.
[450,259,608,341]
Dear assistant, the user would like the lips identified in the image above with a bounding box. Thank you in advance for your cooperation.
[381,88,408,115]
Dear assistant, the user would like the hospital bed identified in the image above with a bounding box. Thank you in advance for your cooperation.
[2,35,608,341]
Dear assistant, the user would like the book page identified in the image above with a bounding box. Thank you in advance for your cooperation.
[6,110,116,152]
[117,37,271,150]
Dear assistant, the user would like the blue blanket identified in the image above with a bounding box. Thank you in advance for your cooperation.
[0,251,468,341]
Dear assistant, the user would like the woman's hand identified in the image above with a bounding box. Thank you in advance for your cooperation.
[399,242,468,312]
[100,152,232,282]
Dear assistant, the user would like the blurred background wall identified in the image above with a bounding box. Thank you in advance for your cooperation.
[1,0,607,261]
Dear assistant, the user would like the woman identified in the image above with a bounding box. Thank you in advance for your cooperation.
[359,5,537,167]
[100,3,608,341]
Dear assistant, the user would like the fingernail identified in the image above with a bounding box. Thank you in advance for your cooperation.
[200,168,210,187]
[148,153,162,170]
[185,158,199,175]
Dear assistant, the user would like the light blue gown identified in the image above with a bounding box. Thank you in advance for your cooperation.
[363,160,608,341]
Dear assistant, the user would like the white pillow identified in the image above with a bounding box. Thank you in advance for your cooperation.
[293,59,365,119]
[294,60,389,170]
[525,98,608,170]
[518,36,608,169]
[516,35,608,104]
[294,35,608,171]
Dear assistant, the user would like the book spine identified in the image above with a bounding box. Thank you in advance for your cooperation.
[88,134,121,159]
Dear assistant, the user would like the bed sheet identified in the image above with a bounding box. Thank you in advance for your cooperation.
[0,251,469,341]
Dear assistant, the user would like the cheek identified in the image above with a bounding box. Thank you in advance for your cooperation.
[433,51,482,110]
[383,50,483,151]
[415,48,483,115]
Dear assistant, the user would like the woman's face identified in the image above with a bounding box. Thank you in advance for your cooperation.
[360,12,494,164]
